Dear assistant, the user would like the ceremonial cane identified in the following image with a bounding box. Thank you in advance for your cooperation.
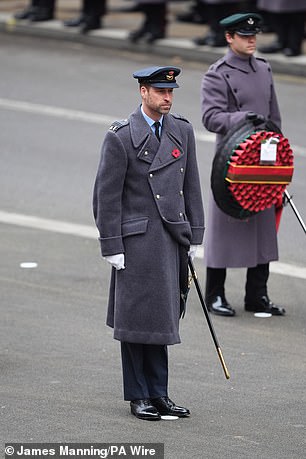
[284,190,306,235]
[188,258,230,380]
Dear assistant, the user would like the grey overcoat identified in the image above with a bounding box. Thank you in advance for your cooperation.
[257,0,306,13]
[201,48,282,268]
[202,0,241,4]
[93,106,204,345]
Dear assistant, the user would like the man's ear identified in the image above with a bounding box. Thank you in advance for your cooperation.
[140,85,147,97]
[225,32,233,44]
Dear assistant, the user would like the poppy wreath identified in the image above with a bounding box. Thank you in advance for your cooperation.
[211,119,294,219]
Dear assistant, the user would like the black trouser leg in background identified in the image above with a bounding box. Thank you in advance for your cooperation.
[205,267,227,302]
[245,263,269,304]
[129,3,167,43]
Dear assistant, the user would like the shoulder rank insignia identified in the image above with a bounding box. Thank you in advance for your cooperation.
[171,113,190,123]
[109,119,129,132]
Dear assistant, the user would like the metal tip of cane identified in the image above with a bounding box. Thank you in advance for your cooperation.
[217,347,230,379]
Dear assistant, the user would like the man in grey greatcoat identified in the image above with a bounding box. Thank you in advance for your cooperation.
[201,13,286,317]
[93,66,205,420]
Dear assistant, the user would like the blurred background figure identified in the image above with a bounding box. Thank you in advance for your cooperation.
[176,0,207,24]
[193,0,257,47]
[257,0,306,57]
[63,0,106,34]
[129,0,167,44]
[14,0,55,21]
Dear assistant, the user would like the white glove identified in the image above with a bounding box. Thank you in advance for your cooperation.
[103,253,125,270]
[188,245,198,261]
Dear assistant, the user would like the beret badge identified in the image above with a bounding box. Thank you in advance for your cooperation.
[166,71,174,81]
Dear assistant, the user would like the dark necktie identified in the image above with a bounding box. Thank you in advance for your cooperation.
[153,121,161,141]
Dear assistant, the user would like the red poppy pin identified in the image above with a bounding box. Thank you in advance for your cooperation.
[171,148,180,159]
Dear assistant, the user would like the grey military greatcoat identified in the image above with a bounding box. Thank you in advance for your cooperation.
[201,48,282,268]
[93,106,204,345]
[257,0,306,13]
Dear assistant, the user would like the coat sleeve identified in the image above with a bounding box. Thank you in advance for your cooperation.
[269,79,282,130]
[93,130,128,257]
[183,123,205,245]
[201,70,249,134]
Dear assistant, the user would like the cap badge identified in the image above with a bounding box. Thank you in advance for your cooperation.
[166,71,174,81]
[172,148,180,158]
[247,18,254,25]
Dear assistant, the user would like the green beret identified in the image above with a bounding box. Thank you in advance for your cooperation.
[219,13,263,35]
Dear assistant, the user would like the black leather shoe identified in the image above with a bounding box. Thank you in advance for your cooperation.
[14,6,37,20]
[130,399,161,421]
[258,41,283,54]
[151,396,190,417]
[63,15,86,27]
[30,8,54,22]
[129,27,146,43]
[144,31,165,44]
[176,10,206,24]
[193,34,227,47]
[245,295,285,316]
[207,296,235,317]
[283,48,301,57]
[80,17,102,34]
[129,27,165,44]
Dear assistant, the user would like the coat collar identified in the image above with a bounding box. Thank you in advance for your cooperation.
[130,106,151,148]
[223,48,258,73]
[129,106,185,171]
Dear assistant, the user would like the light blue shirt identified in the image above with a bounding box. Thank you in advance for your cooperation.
[141,106,163,138]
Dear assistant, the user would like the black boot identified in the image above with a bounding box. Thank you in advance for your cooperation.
[63,15,86,27]
[245,295,286,315]
[30,0,55,22]
[205,268,235,317]
[30,8,54,21]
[283,12,304,57]
[129,22,148,43]
[129,3,167,44]
[258,41,284,54]
[146,4,167,43]
[80,16,102,34]
[193,31,227,47]
[244,264,285,315]
[80,0,105,34]
[14,0,39,20]
[176,0,207,24]
[64,0,88,27]
[193,2,239,47]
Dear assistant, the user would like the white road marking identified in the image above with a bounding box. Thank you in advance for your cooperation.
[0,97,115,125]
[0,210,98,239]
[0,97,305,156]
[0,210,305,280]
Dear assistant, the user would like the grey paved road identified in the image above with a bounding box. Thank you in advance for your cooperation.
[0,34,305,459]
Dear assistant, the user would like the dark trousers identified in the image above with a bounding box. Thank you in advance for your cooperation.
[120,342,168,401]
[271,12,305,53]
[28,0,55,9]
[139,3,167,35]
[82,0,106,18]
[204,2,241,38]
[205,263,269,304]
[38,0,56,9]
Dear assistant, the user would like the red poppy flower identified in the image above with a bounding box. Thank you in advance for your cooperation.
[172,149,180,158]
